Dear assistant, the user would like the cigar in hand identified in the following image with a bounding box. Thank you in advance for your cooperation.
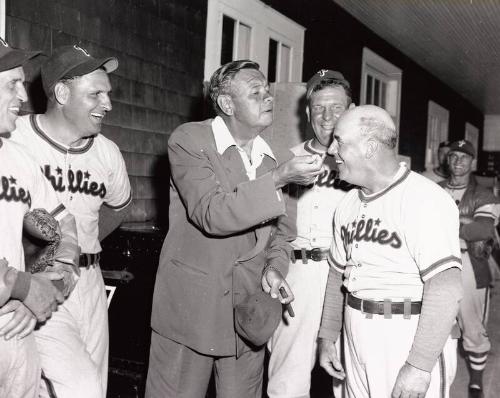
[279,286,295,318]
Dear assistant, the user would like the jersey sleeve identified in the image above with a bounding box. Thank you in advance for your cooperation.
[328,207,347,273]
[404,188,461,281]
[103,141,132,210]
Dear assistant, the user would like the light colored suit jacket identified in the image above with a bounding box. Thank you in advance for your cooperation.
[151,118,294,356]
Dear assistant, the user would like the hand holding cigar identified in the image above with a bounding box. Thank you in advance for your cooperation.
[279,286,295,317]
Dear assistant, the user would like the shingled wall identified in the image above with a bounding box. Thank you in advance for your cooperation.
[6,0,208,226]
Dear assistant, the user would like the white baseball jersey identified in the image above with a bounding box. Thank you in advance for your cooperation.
[12,114,131,254]
[329,163,462,301]
[0,138,67,271]
[289,139,349,250]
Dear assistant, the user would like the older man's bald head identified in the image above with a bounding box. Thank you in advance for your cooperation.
[338,105,398,149]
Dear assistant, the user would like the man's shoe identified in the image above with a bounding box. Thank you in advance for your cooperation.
[468,385,484,398]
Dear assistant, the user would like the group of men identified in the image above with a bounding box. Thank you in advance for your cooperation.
[0,38,496,398]
[0,40,130,398]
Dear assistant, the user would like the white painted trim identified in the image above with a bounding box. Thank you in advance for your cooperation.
[360,47,402,131]
[425,100,449,168]
[0,0,5,39]
[205,0,304,82]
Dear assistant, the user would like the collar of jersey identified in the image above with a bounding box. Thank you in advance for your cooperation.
[30,114,94,155]
[358,163,411,202]
[304,139,326,155]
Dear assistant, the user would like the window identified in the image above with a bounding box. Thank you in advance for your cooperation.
[425,101,449,169]
[0,0,5,39]
[360,48,402,130]
[205,0,304,82]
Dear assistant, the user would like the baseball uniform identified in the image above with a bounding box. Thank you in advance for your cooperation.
[11,114,131,398]
[0,137,68,398]
[442,179,500,376]
[328,163,461,398]
[267,139,349,398]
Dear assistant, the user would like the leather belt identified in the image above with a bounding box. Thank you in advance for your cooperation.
[292,248,328,263]
[79,253,100,268]
[347,293,421,317]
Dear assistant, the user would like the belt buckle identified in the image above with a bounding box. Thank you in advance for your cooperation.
[310,247,324,262]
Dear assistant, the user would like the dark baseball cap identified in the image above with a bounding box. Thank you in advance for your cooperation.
[41,45,118,95]
[0,37,41,72]
[306,69,350,99]
[234,290,282,347]
[448,139,475,158]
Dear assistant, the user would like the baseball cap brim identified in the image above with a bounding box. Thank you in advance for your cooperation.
[0,49,42,72]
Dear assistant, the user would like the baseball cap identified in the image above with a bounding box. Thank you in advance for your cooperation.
[448,139,476,158]
[41,45,118,95]
[234,290,282,347]
[306,69,350,99]
[0,37,41,72]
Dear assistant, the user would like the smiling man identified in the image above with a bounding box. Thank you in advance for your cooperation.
[146,60,326,398]
[440,140,500,398]
[10,45,131,398]
[318,105,463,398]
[267,70,352,398]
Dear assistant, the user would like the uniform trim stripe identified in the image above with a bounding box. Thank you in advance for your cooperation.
[420,256,462,278]
[104,192,132,210]
[474,211,496,219]
[358,167,411,202]
[483,287,490,324]
[304,139,326,155]
[29,114,95,155]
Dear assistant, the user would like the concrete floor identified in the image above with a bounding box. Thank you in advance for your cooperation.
[451,274,500,398]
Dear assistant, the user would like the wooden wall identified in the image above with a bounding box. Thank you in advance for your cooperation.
[6,0,207,227]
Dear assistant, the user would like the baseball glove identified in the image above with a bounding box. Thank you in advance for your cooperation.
[22,208,78,296]
[23,208,61,274]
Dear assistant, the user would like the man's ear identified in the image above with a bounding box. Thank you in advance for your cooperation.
[306,106,311,123]
[217,95,233,116]
[365,138,379,159]
[53,82,70,105]
[348,102,356,110]
[472,158,478,171]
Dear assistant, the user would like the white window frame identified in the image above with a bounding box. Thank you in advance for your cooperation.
[0,0,5,39]
[360,47,402,131]
[426,100,449,169]
[204,0,304,82]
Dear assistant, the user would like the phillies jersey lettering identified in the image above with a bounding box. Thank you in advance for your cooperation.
[42,165,106,198]
[0,175,31,207]
[340,218,402,258]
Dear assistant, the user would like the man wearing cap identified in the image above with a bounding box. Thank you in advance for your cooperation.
[318,105,462,398]
[0,39,79,398]
[10,44,131,398]
[422,141,451,183]
[440,139,500,398]
[267,69,352,398]
[146,59,325,398]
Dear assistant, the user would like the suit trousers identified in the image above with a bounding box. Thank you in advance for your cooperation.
[146,331,265,398]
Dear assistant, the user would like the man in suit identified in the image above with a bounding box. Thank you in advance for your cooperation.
[146,60,325,398]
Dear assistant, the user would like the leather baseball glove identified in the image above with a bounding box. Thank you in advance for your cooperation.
[23,209,78,296]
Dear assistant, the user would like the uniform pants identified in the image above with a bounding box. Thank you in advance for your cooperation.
[458,252,490,355]
[146,331,265,398]
[343,305,457,398]
[267,258,342,398]
[35,265,109,398]
[0,313,40,398]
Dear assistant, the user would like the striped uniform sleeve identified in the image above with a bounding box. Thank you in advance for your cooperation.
[328,207,347,273]
[405,189,462,281]
[474,202,500,220]
[103,142,132,210]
